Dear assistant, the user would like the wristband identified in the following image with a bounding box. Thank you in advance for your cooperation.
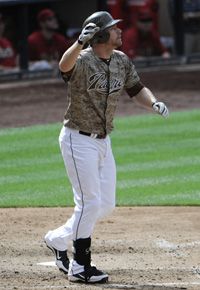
[78,39,83,45]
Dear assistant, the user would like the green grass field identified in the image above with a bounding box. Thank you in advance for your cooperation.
[0,109,200,207]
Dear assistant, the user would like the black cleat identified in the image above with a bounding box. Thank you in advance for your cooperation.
[45,240,69,274]
[68,261,108,283]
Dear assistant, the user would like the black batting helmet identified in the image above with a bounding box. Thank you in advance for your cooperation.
[82,11,122,44]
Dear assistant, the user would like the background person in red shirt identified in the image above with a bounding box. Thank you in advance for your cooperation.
[28,9,69,69]
[122,7,170,59]
[0,13,17,70]
[106,0,127,30]
[106,0,159,31]
[126,0,159,29]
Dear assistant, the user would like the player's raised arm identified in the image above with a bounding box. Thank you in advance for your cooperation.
[59,23,100,72]
[59,41,83,72]
[135,87,169,118]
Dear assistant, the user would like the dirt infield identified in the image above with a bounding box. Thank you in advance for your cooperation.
[0,207,200,290]
[0,68,200,289]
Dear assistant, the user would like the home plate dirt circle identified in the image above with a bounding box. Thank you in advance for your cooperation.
[1,207,200,289]
[36,262,200,288]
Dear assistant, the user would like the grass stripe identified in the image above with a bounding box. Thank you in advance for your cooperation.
[113,138,200,155]
[112,120,200,136]
[114,109,200,127]
[0,109,200,207]
[117,173,200,189]
[116,156,200,172]
[1,164,199,192]
[0,154,61,168]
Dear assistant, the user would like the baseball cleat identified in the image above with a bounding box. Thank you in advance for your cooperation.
[68,260,108,283]
[44,239,69,274]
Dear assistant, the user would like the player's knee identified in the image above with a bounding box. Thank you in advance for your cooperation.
[99,201,115,219]
[86,199,101,218]
[105,202,115,215]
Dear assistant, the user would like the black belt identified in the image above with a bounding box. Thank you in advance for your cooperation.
[79,131,106,139]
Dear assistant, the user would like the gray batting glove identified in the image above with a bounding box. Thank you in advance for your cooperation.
[152,102,169,118]
[78,23,100,45]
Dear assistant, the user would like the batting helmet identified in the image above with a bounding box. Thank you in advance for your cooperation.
[82,11,122,44]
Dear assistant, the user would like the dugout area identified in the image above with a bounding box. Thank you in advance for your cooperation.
[1,0,199,82]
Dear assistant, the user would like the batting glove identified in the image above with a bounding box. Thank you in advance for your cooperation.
[152,102,169,118]
[78,23,100,45]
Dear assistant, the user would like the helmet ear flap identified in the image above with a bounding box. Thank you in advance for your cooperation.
[97,30,110,43]
[91,29,110,44]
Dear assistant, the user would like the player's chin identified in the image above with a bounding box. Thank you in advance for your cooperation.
[115,39,122,48]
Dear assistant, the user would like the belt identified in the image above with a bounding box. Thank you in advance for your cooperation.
[79,131,106,139]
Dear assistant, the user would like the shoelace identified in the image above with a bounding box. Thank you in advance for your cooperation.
[84,266,101,282]
[58,250,69,262]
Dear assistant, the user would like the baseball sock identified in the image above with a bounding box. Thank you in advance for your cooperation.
[73,237,91,267]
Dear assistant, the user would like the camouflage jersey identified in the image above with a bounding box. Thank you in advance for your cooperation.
[61,47,143,136]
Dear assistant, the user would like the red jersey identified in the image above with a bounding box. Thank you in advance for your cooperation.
[106,0,127,29]
[28,31,68,61]
[126,0,159,28]
[0,38,16,67]
[122,26,168,58]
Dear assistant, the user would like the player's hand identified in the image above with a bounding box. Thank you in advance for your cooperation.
[78,23,100,45]
[152,102,169,118]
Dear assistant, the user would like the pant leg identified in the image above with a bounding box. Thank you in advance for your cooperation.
[98,136,116,220]
[45,127,103,250]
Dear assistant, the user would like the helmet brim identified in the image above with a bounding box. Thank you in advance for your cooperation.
[103,19,122,30]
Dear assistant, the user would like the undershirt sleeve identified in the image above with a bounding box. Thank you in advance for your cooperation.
[60,67,75,83]
[126,81,144,98]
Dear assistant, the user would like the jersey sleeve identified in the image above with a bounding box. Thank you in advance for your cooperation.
[60,53,86,83]
[124,55,144,97]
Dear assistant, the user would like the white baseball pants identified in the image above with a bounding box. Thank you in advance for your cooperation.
[45,126,116,251]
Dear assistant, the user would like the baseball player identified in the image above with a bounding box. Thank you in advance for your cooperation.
[44,11,169,284]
